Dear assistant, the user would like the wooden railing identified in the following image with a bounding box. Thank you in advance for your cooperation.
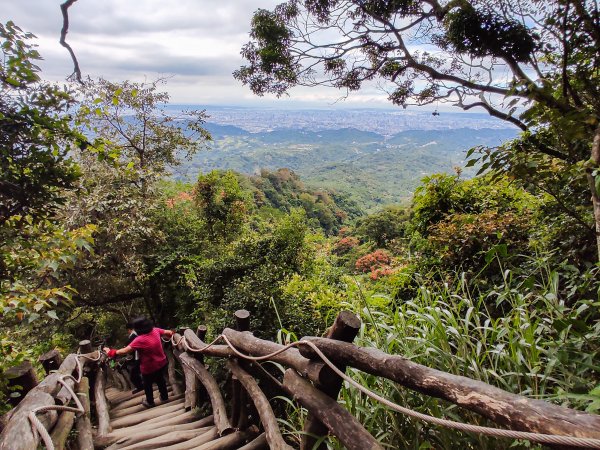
[2,310,600,449]
[0,340,103,450]
[161,309,600,450]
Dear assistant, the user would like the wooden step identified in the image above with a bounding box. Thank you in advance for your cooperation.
[111,401,185,429]
[106,423,214,449]
[110,387,174,410]
[95,412,212,448]
[111,394,185,418]
[155,428,219,450]
[116,427,214,450]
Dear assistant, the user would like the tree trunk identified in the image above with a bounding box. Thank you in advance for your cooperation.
[586,124,600,260]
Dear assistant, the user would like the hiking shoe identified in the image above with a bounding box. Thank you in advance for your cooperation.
[142,399,155,408]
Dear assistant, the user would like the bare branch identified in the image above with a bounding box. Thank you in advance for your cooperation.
[59,0,83,84]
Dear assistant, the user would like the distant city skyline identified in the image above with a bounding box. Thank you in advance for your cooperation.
[177,105,516,135]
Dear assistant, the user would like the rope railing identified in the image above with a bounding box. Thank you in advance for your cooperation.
[165,332,600,449]
[26,350,102,450]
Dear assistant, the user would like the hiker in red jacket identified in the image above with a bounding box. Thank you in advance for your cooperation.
[104,317,174,408]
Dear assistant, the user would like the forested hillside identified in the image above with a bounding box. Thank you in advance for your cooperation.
[180,125,517,209]
[2,0,600,448]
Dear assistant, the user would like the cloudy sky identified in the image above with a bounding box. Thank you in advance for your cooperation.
[3,0,396,108]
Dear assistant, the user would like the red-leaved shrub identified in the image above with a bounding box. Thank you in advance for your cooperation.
[355,249,391,273]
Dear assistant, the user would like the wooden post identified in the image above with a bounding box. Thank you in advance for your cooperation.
[178,353,233,436]
[183,366,199,411]
[49,411,75,450]
[179,326,189,336]
[233,310,250,429]
[75,377,94,450]
[235,309,250,332]
[301,310,361,450]
[5,361,38,406]
[228,361,293,450]
[94,368,111,437]
[193,324,209,406]
[38,350,62,375]
[79,340,92,354]
[197,325,208,340]
[165,347,183,395]
[284,369,382,450]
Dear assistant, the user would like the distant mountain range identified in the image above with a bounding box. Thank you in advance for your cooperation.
[172,111,519,211]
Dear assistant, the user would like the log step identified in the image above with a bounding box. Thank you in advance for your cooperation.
[97,387,259,449]
[111,393,185,418]
[111,401,185,429]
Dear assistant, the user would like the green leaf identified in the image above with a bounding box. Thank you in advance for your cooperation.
[47,310,58,320]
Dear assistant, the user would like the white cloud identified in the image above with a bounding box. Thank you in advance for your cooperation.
[1,1,479,110]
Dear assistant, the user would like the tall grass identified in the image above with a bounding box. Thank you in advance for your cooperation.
[281,258,600,449]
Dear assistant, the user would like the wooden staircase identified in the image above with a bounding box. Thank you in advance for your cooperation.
[97,386,259,450]
[4,310,600,450]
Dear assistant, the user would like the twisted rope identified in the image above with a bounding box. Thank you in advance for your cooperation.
[27,349,102,450]
[169,332,600,448]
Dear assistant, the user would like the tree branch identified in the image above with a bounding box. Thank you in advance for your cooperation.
[59,0,83,84]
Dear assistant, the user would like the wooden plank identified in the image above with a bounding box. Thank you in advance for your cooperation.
[179,353,233,435]
[298,337,600,439]
[109,386,174,410]
[194,429,257,450]
[159,428,219,450]
[283,369,383,450]
[228,361,293,450]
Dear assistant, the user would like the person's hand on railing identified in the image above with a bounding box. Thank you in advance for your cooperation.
[103,347,117,358]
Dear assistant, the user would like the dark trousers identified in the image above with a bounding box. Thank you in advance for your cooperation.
[142,363,168,405]
[129,360,143,391]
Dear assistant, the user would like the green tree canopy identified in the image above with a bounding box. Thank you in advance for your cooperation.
[235,0,600,258]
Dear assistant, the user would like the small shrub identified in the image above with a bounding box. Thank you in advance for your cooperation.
[333,236,359,255]
[355,249,391,273]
